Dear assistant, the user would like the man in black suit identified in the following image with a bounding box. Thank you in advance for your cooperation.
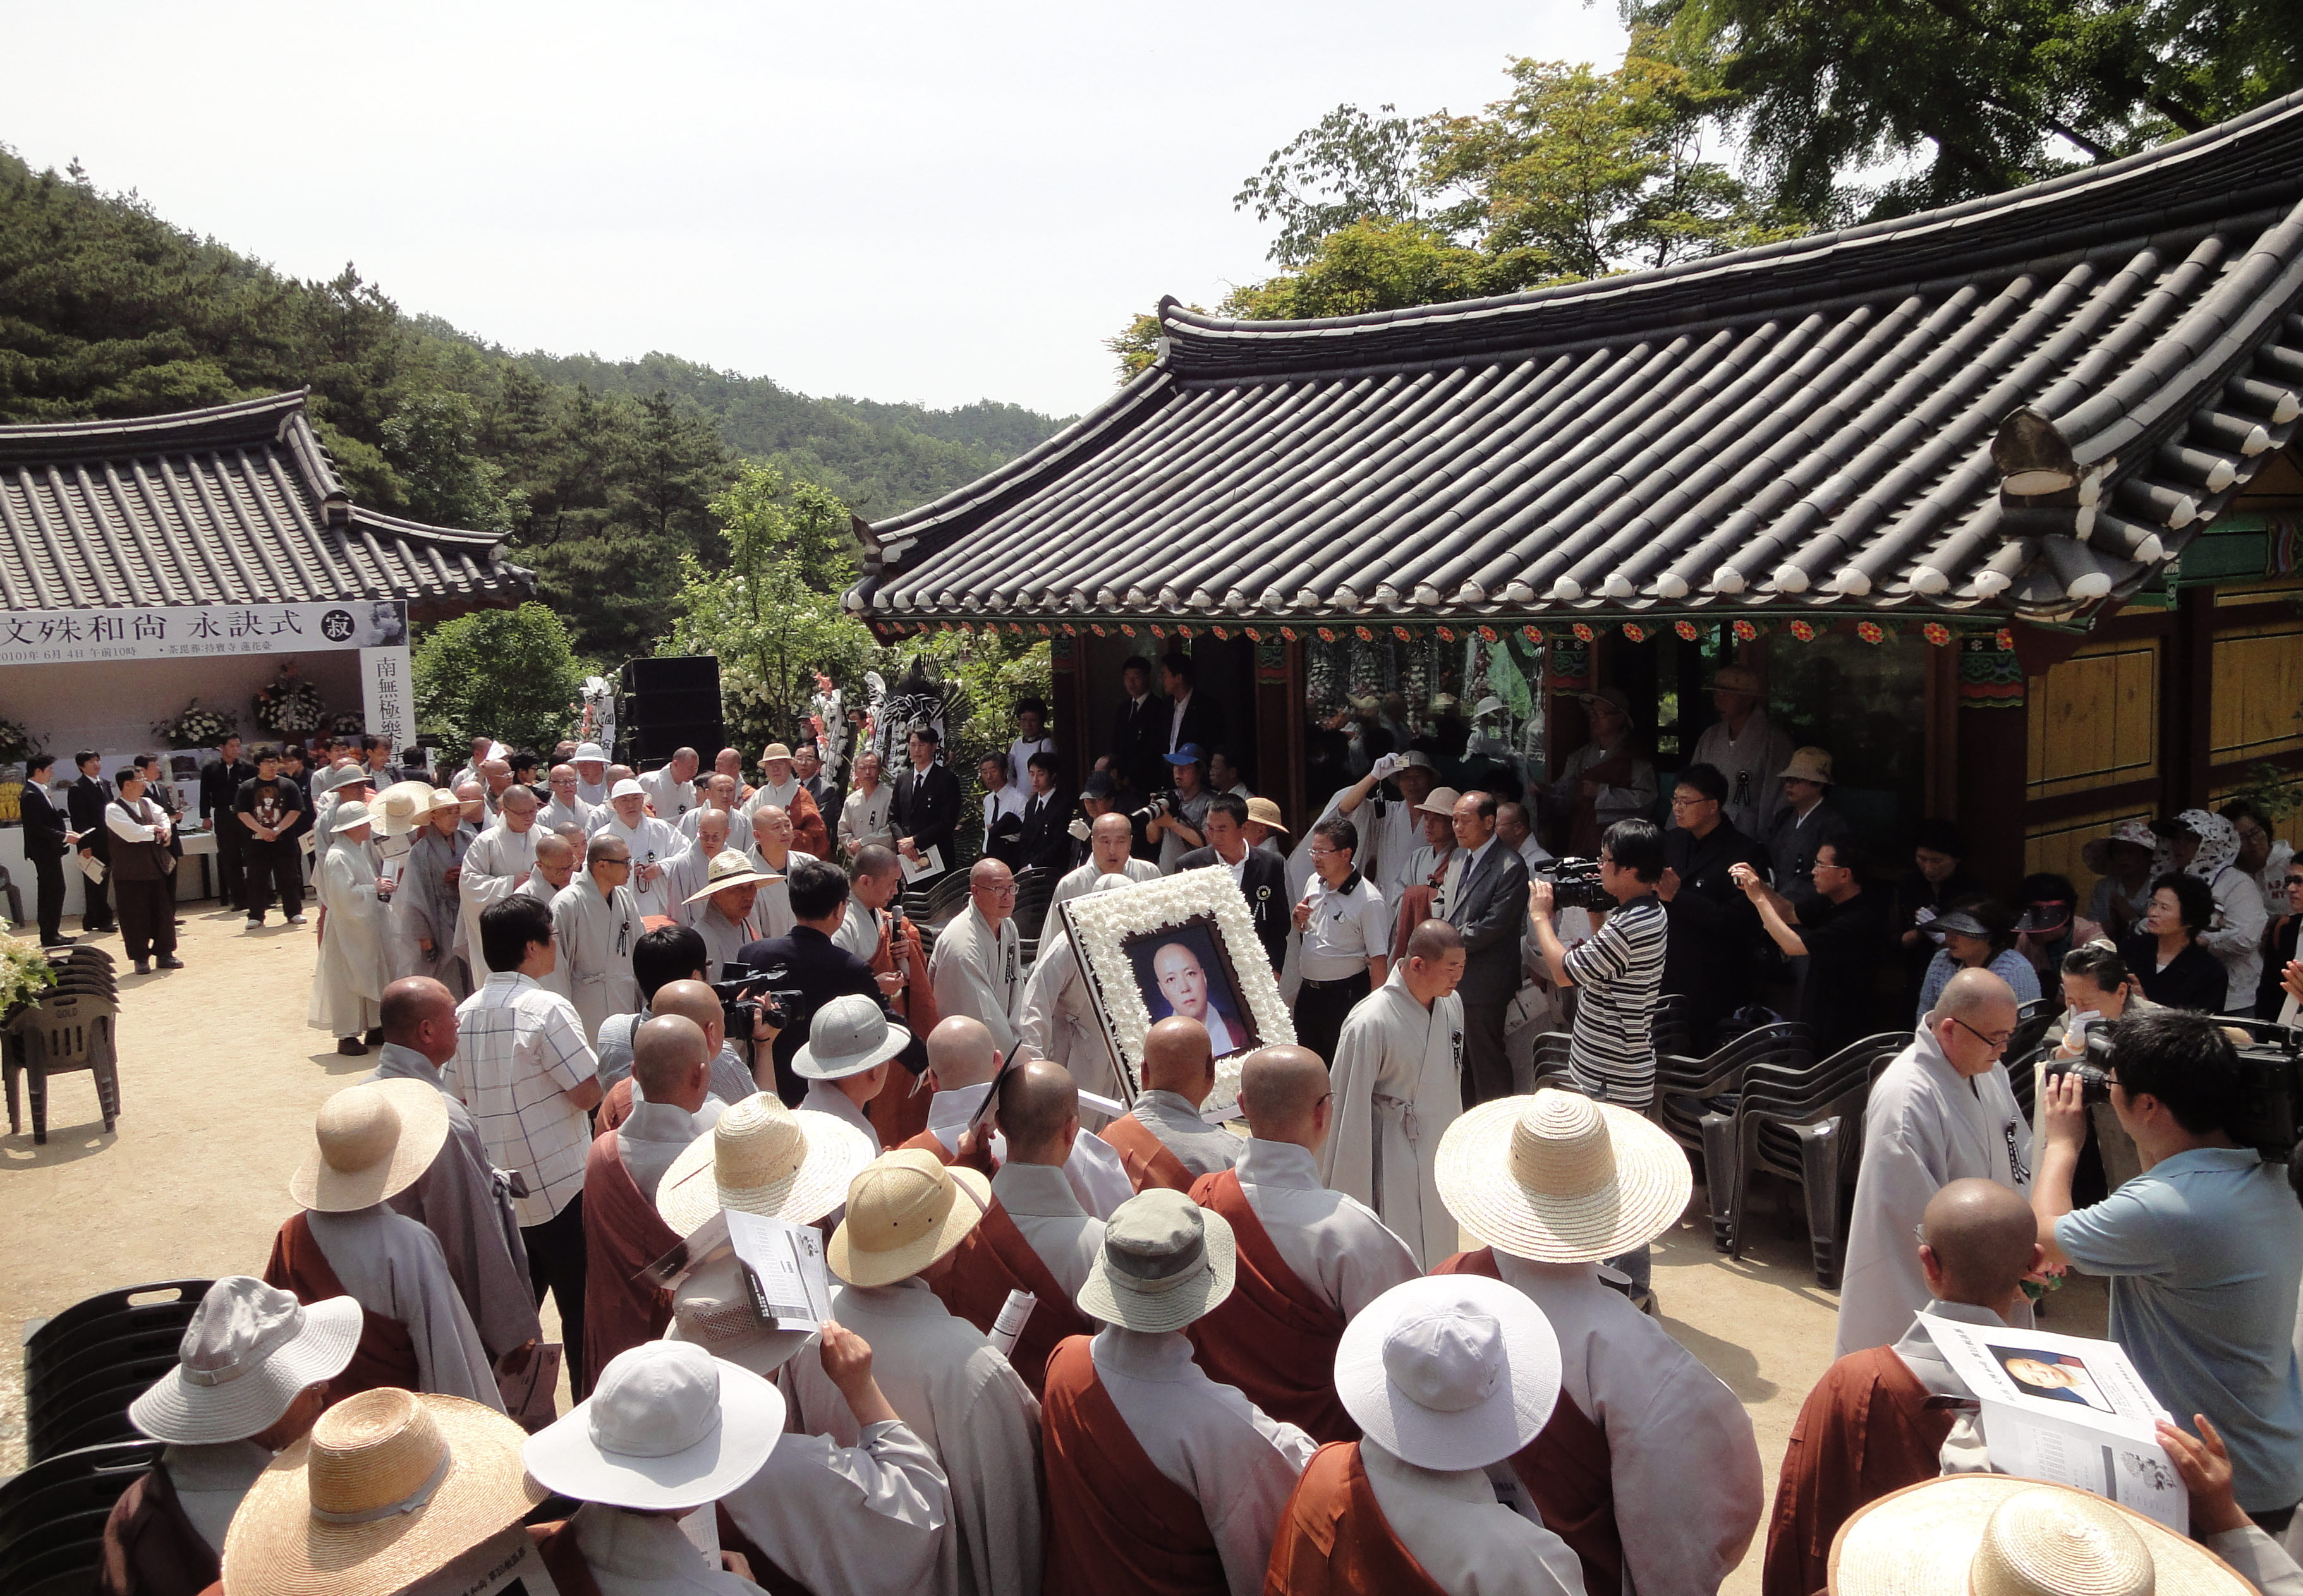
[1018,751,1074,873]
[67,751,115,933]
[136,753,185,924]
[889,724,962,890]
[1175,794,1289,970]
[734,857,891,1106]
[1109,654,1169,799]
[1159,651,1225,760]
[20,753,73,946]
[1443,787,1531,1106]
[199,734,257,910]
[1658,762,1769,1050]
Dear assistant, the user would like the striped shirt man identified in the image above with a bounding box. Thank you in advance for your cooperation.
[1564,893,1668,1104]
[444,971,597,1226]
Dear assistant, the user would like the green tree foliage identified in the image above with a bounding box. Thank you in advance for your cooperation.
[1119,35,1794,361]
[0,147,1070,665]
[413,602,586,752]
[1631,0,2303,217]
[663,464,874,747]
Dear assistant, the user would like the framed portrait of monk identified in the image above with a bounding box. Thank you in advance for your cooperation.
[1056,864,1295,1110]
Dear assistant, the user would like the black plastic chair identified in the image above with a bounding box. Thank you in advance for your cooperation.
[0,1440,162,1596]
[1655,1022,1816,1246]
[23,1281,210,1391]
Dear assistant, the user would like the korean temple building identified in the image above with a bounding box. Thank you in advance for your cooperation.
[849,90,2303,890]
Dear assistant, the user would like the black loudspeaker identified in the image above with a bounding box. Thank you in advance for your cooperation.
[620,656,723,765]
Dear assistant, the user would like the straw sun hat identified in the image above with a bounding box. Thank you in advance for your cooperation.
[829,1148,992,1288]
[1436,1089,1692,1263]
[1830,1475,2251,1595]
[655,1092,877,1238]
[683,849,784,903]
[220,1388,542,1596]
[289,1080,450,1213]
[372,780,437,837]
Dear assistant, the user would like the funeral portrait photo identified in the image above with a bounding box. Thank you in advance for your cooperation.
[1125,917,1254,1058]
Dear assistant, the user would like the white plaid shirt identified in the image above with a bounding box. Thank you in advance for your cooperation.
[446,972,597,1226]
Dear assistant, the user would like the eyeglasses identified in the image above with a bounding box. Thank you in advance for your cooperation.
[1951,1017,2014,1052]
[2287,874,2303,887]
[1308,845,1342,858]
[1669,794,1716,809]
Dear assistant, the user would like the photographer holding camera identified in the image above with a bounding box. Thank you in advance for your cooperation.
[1528,817,1670,1306]
[2036,1010,2303,1528]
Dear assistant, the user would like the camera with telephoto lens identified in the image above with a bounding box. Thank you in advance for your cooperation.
[1540,857,1615,912]
[710,976,791,1043]
[2046,1020,2303,1171]
[1133,790,1175,825]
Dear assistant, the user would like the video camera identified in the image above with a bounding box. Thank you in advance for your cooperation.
[1538,856,1615,913]
[709,974,793,1044]
[2046,1019,2303,1171]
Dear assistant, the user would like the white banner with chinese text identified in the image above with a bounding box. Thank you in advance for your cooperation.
[362,646,416,753]
[0,599,409,667]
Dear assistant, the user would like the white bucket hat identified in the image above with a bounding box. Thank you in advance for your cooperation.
[222,1389,542,1596]
[128,1276,362,1445]
[684,848,783,903]
[329,800,375,834]
[523,1340,783,1512]
[793,993,913,1080]
[656,1092,877,1237]
[1076,1187,1236,1334]
[829,1149,991,1288]
[1830,1475,2251,1595]
[1435,1089,1692,1263]
[609,778,647,801]
[573,742,609,764]
[290,1080,451,1212]
[1335,1275,1560,1473]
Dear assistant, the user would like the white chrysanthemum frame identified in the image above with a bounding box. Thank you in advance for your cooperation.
[1056,864,1295,1110]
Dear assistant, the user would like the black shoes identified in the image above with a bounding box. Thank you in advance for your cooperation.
[157,955,185,969]
[337,1036,368,1056]
[132,958,150,974]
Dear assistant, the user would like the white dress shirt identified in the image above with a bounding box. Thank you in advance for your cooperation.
[445,972,598,1226]
[1090,1326,1316,1595]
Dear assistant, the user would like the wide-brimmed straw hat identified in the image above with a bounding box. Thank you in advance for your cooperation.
[1076,1187,1236,1333]
[220,1389,541,1596]
[1778,747,1835,784]
[1829,1475,2251,1595]
[523,1341,782,1513]
[683,848,782,903]
[1336,1275,1561,1473]
[758,743,794,765]
[2081,819,2159,875]
[129,1277,362,1445]
[371,781,435,837]
[1243,796,1289,834]
[289,1080,451,1213]
[793,994,913,1080]
[1436,1089,1692,1263]
[657,1092,877,1237]
[329,801,375,835]
[1416,785,1463,819]
[426,787,461,812]
[829,1149,992,1288]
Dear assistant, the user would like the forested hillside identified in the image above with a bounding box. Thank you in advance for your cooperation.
[0,149,1069,662]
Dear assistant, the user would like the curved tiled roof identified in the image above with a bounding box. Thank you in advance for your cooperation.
[857,91,2303,624]
[0,390,535,615]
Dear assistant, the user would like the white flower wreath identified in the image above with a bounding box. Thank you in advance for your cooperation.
[1055,864,1295,1111]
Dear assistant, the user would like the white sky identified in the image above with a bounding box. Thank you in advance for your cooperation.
[6,1,1627,421]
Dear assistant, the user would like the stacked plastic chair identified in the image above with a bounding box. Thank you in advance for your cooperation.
[1701,1032,1908,1286]
[1653,1022,1817,1248]
[0,1439,163,1596]
[1011,866,1059,967]
[5,945,121,1142]
[21,1279,210,1464]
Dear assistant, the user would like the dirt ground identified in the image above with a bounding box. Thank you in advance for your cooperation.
[1,897,2105,1590]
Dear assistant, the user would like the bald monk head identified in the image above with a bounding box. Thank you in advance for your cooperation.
[999,1060,1080,1166]
[1238,1046,1334,1154]
[633,1014,712,1115]
[1918,1177,2042,1322]
[651,979,730,1063]
[379,976,458,1068]
[925,1014,1002,1093]
[532,831,578,892]
[1925,967,2019,1080]
[1142,1016,1217,1109]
